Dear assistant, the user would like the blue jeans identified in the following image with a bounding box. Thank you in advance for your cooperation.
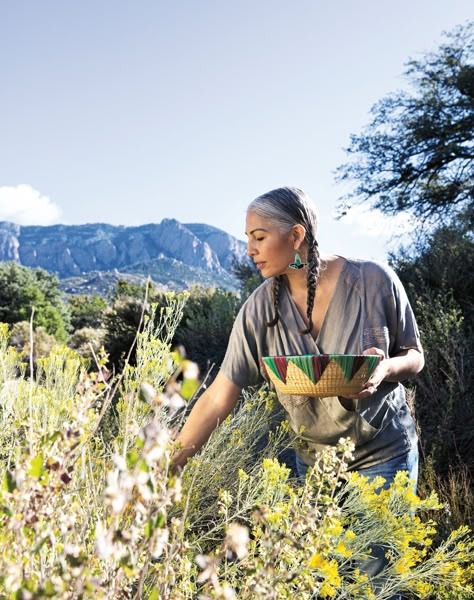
[357,445,419,493]
[296,445,419,600]
[295,445,419,491]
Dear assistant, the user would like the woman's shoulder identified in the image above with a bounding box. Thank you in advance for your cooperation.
[343,257,405,296]
[344,257,398,279]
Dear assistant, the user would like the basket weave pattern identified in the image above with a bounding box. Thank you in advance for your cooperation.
[261,354,381,398]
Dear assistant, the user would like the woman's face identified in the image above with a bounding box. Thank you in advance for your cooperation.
[245,210,297,278]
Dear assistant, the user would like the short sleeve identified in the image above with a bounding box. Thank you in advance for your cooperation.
[386,267,422,355]
[360,261,422,357]
[220,301,265,389]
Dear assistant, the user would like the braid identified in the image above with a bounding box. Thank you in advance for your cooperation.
[300,236,321,335]
[266,276,282,327]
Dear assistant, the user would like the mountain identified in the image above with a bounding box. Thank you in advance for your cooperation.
[0,220,249,294]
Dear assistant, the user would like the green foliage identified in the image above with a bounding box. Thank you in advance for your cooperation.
[0,262,70,341]
[110,278,155,302]
[102,295,145,371]
[337,21,474,226]
[101,279,179,372]
[389,212,474,520]
[390,209,474,325]
[68,326,106,362]
[9,321,57,361]
[411,292,473,473]
[173,286,241,374]
[68,293,108,330]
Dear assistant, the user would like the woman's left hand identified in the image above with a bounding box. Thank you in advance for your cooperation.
[343,347,388,399]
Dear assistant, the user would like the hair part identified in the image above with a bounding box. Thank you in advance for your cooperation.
[247,187,321,335]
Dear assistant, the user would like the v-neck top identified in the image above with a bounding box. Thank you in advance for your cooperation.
[220,258,422,470]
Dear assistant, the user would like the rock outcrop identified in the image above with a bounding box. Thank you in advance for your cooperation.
[0,220,249,291]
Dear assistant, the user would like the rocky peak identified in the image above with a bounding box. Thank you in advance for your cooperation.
[0,220,249,287]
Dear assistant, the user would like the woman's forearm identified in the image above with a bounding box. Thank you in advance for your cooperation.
[384,348,424,382]
[172,372,241,469]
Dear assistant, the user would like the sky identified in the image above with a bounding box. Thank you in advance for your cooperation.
[1,1,472,262]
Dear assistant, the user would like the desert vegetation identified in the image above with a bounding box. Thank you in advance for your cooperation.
[0,293,473,598]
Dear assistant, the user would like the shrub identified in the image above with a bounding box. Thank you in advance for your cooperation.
[173,286,241,374]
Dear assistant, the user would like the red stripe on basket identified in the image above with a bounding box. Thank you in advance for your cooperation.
[350,355,366,380]
[261,357,288,383]
[311,354,330,381]
[274,357,288,382]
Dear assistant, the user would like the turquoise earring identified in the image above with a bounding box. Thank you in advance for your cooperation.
[288,251,308,270]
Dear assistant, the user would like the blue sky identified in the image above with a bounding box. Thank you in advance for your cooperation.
[1,1,472,262]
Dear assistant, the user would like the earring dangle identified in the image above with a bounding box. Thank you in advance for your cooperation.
[288,251,308,270]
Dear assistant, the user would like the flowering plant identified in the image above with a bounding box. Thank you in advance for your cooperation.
[0,294,472,599]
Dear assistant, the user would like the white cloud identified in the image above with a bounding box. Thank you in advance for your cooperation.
[336,204,416,238]
[0,184,62,226]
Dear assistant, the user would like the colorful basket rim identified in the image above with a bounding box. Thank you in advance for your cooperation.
[260,353,380,387]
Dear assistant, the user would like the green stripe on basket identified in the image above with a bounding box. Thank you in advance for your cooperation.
[262,357,288,383]
[288,355,316,383]
[331,355,355,382]
[365,355,381,377]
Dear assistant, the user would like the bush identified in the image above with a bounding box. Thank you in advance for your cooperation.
[68,294,108,331]
[412,292,474,475]
[173,286,241,375]
[0,262,70,342]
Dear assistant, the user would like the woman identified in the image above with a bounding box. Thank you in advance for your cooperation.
[173,186,423,487]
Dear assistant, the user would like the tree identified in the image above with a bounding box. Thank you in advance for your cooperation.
[390,208,474,324]
[102,280,170,371]
[173,286,241,375]
[0,262,70,341]
[336,21,474,226]
[68,294,108,331]
[102,296,148,372]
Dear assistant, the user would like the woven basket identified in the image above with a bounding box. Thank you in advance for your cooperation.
[261,354,381,398]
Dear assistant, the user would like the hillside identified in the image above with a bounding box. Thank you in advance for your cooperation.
[0,220,249,293]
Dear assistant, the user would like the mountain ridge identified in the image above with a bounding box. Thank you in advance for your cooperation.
[0,220,249,293]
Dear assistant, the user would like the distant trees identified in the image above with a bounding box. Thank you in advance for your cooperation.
[68,294,108,330]
[0,262,245,377]
[336,21,474,226]
[0,262,70,342]
[173,286,241,374]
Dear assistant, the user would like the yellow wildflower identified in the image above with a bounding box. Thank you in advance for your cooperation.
[309,552,324,569]
[261,458,290,485]
[238,468,249,481]
[320,581,337,598]
[413,581,433,597]
[335,540,352,558]
[327,519,343,537]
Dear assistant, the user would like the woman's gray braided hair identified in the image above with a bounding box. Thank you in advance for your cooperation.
[247,186,321,335]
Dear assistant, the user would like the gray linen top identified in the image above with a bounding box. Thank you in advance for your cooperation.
[220,258,422,470]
